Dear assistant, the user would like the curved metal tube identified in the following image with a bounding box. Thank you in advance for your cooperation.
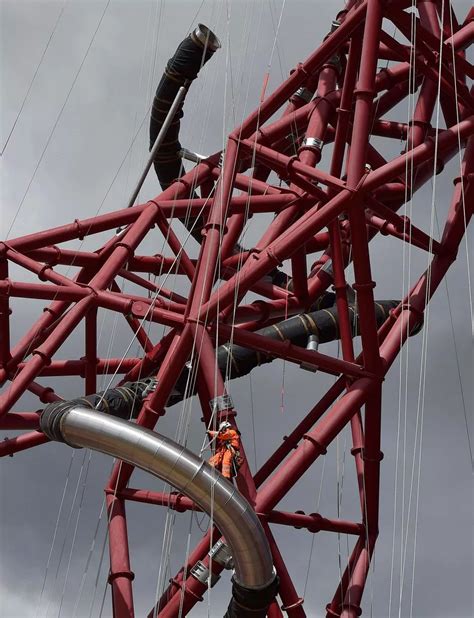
[40,406,275,591]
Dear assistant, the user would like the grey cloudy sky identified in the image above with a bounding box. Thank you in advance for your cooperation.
[1,1,472,617]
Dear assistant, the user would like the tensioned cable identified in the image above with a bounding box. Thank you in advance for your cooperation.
[174,4,268,608]
[399,6,446,615]
[146,7,235,601]
[40,449,88,617]
[56,451,94,618]
[5,0,112,240]
[445,3,473,465]
[120,0,160,205]
[147,36,230,603]
[37,10,178,601]
[71,498,106,617]
[34,454,76,617]
[388,5,417,614]
[446,7,473,333]
[0,0,68,156]
[266,0,286,81]
[87,193,217,614]
[302,456,326,597]
[66,297,124,615]
[221,0,266,396]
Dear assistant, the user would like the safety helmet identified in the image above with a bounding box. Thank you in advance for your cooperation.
[218,421,231,432]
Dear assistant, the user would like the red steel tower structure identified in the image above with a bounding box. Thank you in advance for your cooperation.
[1,1,473,616]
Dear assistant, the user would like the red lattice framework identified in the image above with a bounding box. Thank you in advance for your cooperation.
[1,1,473,616]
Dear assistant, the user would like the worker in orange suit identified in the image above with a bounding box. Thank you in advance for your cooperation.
[207,421,241,479]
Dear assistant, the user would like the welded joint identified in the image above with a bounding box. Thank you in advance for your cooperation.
[352,281,376,292]
[43,245,62,267]
[38,386,56,404]
[73,218,86,241]
[353,87,375,101]
[190,561,220,587]
[281,597,305,611]
[340,602,362,616]
[282,435,298,450]
[295,510,324,533]
[250,299,271,323]
[142,401,166,419]
[37,264,54,282]
[265,247,284,269]
[3,437,13,457]
[32,348,53,366]
[202,220,228,235]
[351,446,384,462]
[0,278,12,297]
[81,284,98,298]
[302,434,327,454]
[107,569,135,583]
[115,241,138,258]
[453,172,473,187]
[292,62,309,81]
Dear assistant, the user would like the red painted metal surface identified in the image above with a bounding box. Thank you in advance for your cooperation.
[1,1,472,616]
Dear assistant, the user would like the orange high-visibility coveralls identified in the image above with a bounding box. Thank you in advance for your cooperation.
[208,428,240,479]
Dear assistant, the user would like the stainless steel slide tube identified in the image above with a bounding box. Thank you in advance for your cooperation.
[40,405,275,591]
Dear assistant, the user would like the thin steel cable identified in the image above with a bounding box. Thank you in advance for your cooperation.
[57,451,94,618]
[302,455,326,597]
[177,511,196,618]
[71,497,106,617]
[400,7,446,614]
[88,206,212,612]
[389,7,417,614]
[41,450,88,618]
[446,6,473,333]
[35,453,76,618]
[28,37,161,613]
[431,188,472,467]
[5,0,112,240]
[1,0,68,156]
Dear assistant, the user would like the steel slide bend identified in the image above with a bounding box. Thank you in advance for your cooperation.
[40,405,276,595]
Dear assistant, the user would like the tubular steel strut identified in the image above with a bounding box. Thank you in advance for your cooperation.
[1,2,473,617]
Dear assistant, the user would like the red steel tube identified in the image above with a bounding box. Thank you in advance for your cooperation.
[0,413,40,430]
[106,494,135,618]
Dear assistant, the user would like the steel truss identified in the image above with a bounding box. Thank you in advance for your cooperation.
[1,1,473,616]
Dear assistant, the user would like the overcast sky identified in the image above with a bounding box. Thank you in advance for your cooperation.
[1,1,472,617]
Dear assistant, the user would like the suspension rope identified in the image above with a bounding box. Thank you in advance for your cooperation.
[1,1,68,156]
[389,5,417,614]
[400,6,445,615]
[5,0,112,240]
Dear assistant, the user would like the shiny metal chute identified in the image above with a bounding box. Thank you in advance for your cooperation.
[40,405,276,595]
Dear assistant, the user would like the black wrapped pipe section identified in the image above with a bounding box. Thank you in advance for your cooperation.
[224,577,280,618]
[167,298,410,407]
[44,299,421,420]
[44,378,157,430]
[150,24,220,191]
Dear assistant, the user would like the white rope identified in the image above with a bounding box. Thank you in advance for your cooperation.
[35,453,76,617]
[388,5,417,614]
[1,0,68,156]
[5,0,112,240]
[400,6,445,615]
